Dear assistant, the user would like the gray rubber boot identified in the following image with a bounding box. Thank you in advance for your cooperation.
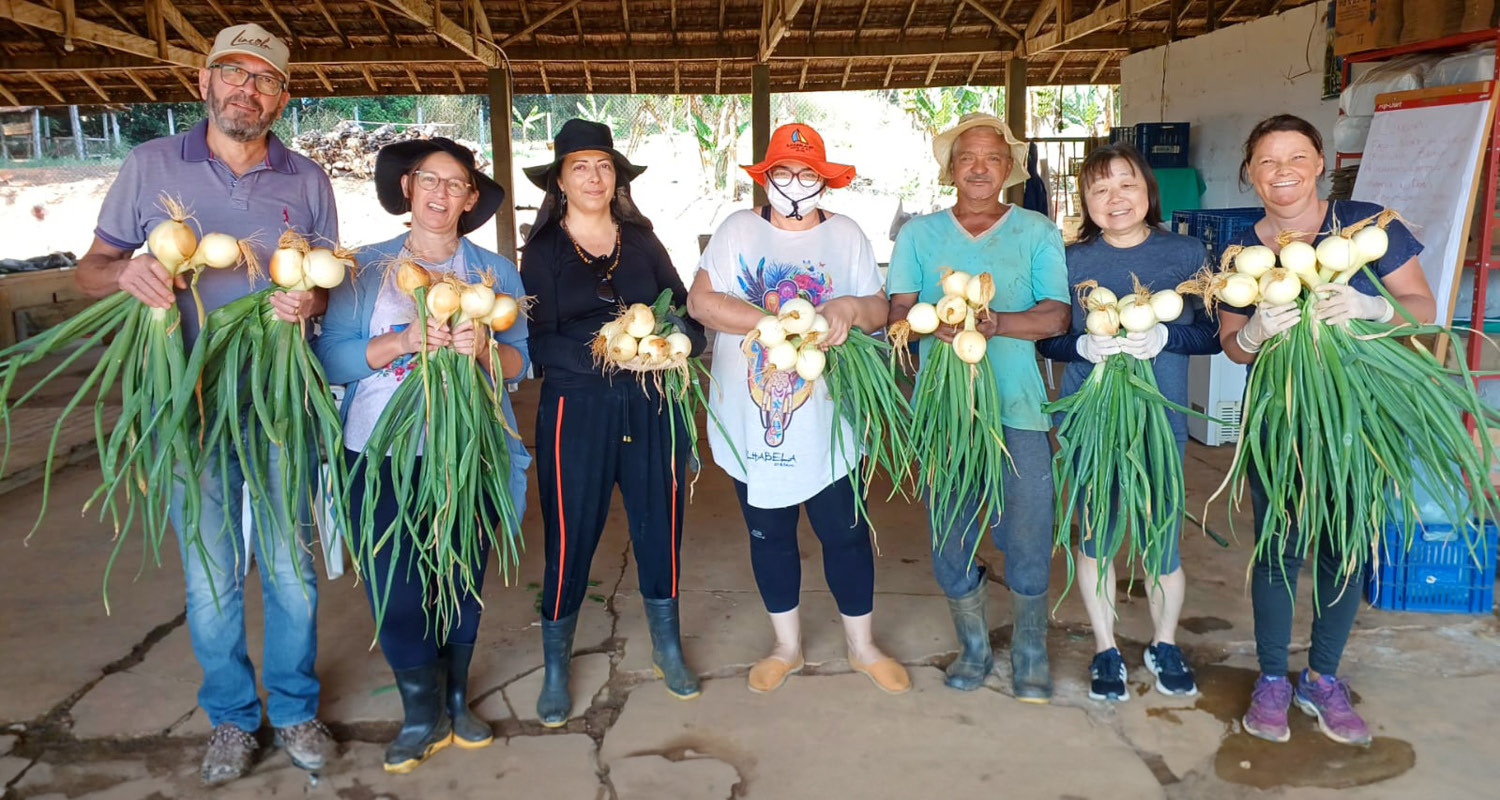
[1010,590,1053,703]
[537,613,577,727]
[441,643,493,747]
[944,576,994,691]
[384,662,453,773]
[643,597,702,699]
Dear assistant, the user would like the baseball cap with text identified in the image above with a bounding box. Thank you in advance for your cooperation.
[207,23,290,82]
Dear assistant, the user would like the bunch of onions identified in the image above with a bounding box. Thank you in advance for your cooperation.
[888,267,1009,551]
[351,258,529,636]
[741,297,833,382]
[1199,208,1500,596]
[194,228,360,591]
[0,194,257,610]
[593,300,694,371]
[1049,276,1197,598]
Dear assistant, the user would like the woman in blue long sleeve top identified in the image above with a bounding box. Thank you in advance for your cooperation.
[1037,143,1220,704]
[313,139,530,773]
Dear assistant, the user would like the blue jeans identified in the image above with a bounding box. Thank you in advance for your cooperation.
[930,427,1055,598]
[170,440,319,733]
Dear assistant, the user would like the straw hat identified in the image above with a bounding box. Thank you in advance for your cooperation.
[932,113,1029,189]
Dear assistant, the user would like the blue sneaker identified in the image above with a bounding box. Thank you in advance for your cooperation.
[1088,648,1129,702]
[1144,642,1198,697]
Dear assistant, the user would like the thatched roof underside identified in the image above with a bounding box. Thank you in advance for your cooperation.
[0,0,1317,105]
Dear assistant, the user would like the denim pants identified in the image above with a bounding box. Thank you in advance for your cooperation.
[170,439,319,733]
[929,427,1055,599]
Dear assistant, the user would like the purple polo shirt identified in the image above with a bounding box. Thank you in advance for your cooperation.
[94,120,338,341]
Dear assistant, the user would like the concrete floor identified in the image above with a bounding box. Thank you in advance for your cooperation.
[2,379,1500,800]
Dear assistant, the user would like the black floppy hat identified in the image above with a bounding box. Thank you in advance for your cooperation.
[523,118,646,190]
[374,137,505,236]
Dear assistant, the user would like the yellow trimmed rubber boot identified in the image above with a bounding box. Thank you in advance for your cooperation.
[944,576,994,691]
[383,662,453,773]
[644,597,701,700]
[442,643,493,748]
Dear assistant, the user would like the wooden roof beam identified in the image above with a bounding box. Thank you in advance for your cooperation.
[1046,51,1068,82]
[925,54,940,84]
[255,0,299,49]
[27,70,65,103]
[853,0,873,42]
[499,0,582,48]
[1089,51,1111,82]
[0,0,204,67]
[1024,0,1172,55]
[406,65,420,92]
[312,64,334,93]
[966,52,983,83]
[125,69,157,100]
[0,80,18,105]
[367,1,398,47]
[59,0,76,51]
[621,0,630,40]
[1024,0,1055,39]
[449,63,465,91]
[759,0,807,62]
[964,0,1022,40]
[883,57,895,86]
[361,65,378,92]
[310,0,350,48]
[387,0,501,66]
[172,67,199,99]
[75,69,110,101]
[202,0,234,28]
[159,0,210,54]
[96,0,141,37]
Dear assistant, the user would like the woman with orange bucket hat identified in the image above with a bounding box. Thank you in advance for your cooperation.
[687,123,909,695]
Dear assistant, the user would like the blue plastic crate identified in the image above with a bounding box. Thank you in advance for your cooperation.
[1109,126,1136,147]
[1197,210,1262,261]
[1365,521,1498,614]
[1136,122,1190,169]
[1171,210,1196,237]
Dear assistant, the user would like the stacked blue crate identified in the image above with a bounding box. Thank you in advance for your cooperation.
[1365,521,1498,614]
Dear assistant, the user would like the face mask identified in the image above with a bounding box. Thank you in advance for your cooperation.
[767,180,825,220]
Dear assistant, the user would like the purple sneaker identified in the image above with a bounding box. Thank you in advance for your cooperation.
[1295,670,1372,746]
[1242,674,1293,743]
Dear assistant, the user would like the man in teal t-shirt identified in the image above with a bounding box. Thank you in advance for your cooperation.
[886,113,1070,703]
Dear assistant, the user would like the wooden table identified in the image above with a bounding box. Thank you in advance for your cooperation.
[0,267,89,348]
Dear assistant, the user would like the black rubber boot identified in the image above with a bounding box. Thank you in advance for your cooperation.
[441,643,493,748]
[384,662,453,774]
[1010,590,1053,703]
[537,613,577,727]
[944,575,994,691]
[643,597,701,700]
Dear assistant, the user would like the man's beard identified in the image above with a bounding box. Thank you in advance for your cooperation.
[206,81,279,143]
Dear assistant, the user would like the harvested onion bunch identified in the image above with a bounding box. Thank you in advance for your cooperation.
[195,230,355,586]
[742,297,913,520]
[1048,278,1195,597]
[593,289,733,487]
[0,194,255,610]
[351,260,526,636]
[887,268,1008,554]
[1201,210,1500,598]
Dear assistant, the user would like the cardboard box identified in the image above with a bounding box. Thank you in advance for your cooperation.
[1463,1,1498,31]
[1336,0,1404,56]
[1402,0,1467,45]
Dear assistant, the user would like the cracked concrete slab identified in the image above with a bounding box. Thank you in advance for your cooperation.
[609,752,741,799]
[1,754,31,786]
[601,666,1164,798]
[503,652,613,723]
[0,732,15,754]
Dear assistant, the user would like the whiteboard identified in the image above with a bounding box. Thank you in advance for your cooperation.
[1352,81,1497,325]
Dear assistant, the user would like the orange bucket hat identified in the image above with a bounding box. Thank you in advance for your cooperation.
[741,123,856,189]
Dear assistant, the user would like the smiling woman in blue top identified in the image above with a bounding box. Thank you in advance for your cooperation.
[887,113,1071,703]
[1037,143,1221,704]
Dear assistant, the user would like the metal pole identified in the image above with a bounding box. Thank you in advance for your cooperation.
[31,108,41,158]
[487,68,517,260]
[752,64,771,208]
[292,105,299,136]
[70,105,85,158]
[166,106,175,136]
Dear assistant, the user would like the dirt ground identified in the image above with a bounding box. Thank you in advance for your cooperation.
[2,367,1499,799]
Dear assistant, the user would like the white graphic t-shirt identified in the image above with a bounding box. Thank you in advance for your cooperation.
[696,210,884,509]
[343,248,469,453]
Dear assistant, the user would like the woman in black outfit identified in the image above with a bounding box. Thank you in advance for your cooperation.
[521,119,706,726]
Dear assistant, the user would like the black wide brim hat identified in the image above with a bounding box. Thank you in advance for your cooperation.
[375,137,505,236]
[523,118,647,190]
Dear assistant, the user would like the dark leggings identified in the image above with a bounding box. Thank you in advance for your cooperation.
[732,476,875,617]
[1249,473,1365,677]
[345,451,486,671]
[535,382,688,621]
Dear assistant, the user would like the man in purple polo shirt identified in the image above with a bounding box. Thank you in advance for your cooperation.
[75,23,337,785]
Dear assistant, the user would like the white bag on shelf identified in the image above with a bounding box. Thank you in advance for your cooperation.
[1340,54,1442,118]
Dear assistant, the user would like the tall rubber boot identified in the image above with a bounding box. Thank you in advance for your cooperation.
[944,575,994,691]
[643,597,701,700]
[1010,590,1053,703]
[384,661,453,774]
[441,643,493,748]
[537,613,578,727]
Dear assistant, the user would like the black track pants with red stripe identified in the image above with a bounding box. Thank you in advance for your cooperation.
[535,381,689,621]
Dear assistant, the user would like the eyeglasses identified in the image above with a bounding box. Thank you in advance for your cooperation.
[411,169,474,198]
[767,167,823,188]
[210,63,286,96]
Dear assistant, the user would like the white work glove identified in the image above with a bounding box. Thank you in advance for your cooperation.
[1236,303,1302,354]
[1076,333,1124,364]
[1120,324,1169,360]
[1313,283,1395,324]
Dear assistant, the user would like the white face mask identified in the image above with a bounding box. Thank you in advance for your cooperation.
[767,180,825,220]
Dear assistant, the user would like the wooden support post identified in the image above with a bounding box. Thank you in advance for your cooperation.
[69,105,84,158]
[752,63,770,208]
[291,105,299,136]
[1005,56,1026,204]
[166,105,175,135]
[487,68,516,259]
[31,108,42,158]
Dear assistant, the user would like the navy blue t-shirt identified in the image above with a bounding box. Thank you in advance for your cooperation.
[1219,199,1424,319]
[1037,227,1223,442]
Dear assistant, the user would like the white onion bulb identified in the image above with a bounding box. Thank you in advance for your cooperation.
[754,315,787,347]
[1217,273,1259,307]
[1234,245,1277,279]
[777,297,817,335]
[906,302,940,335]
[952,330,987,364]
[625,304,656,338]
[1085,307,1120,336]
[768,340,798,371]
[1149,289,1184,323]
[940,269,973,297]
[795,347,827,381]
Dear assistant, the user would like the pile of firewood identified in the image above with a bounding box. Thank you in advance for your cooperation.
[290,121,491,178]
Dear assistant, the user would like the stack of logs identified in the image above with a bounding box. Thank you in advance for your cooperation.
[290,121,491,178]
